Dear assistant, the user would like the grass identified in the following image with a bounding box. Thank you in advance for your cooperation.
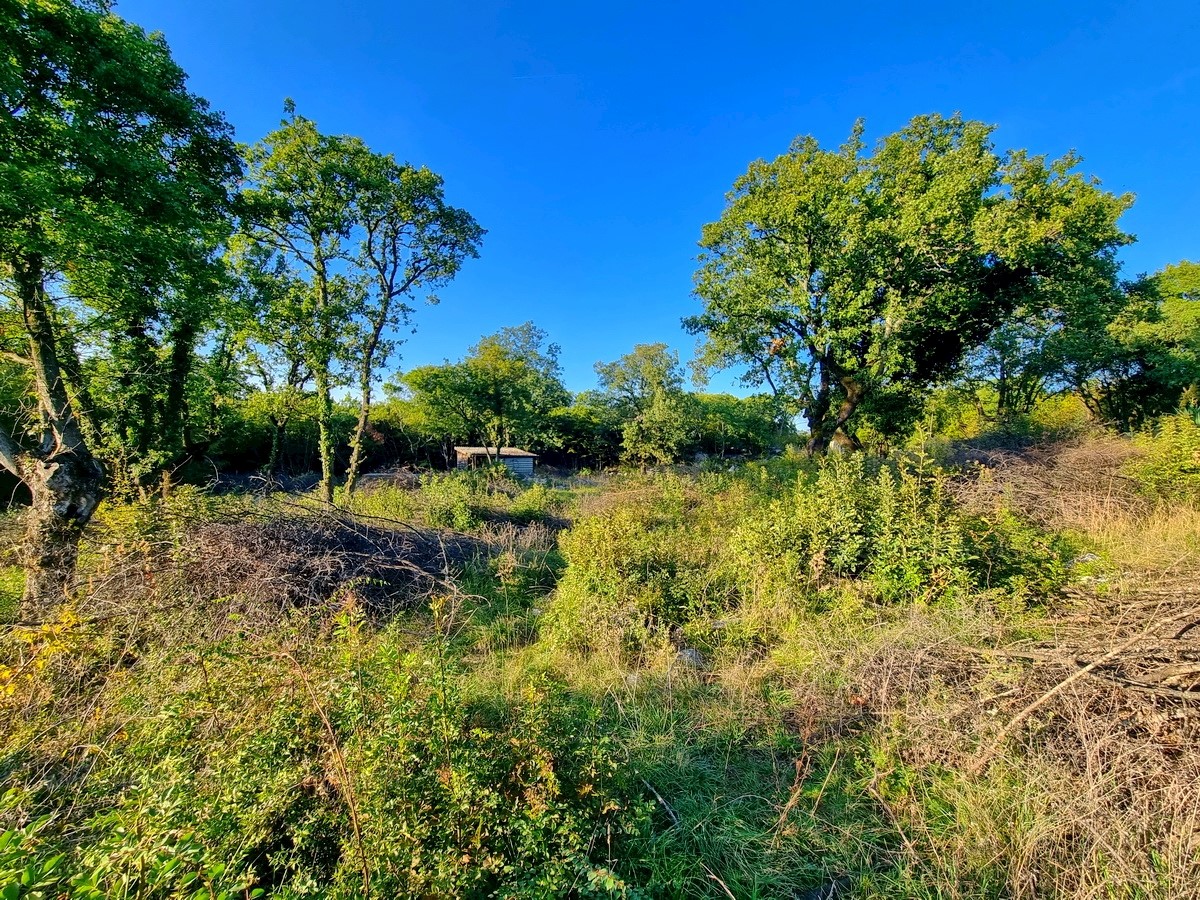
[0,566,20,622]
[2,425,1200,898]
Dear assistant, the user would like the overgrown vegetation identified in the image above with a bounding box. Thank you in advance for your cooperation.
[4,2,1200,897]
[3,414,1200,897]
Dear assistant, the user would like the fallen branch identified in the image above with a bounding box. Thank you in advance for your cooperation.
[639,777,679,828]
[968,607,1200,775]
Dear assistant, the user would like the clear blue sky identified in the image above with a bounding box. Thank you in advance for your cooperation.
[115,0,1200,393]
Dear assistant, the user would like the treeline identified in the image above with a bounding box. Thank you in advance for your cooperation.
[2,0,1198,615]
[688,117,1198,454]
[207,330,794,477]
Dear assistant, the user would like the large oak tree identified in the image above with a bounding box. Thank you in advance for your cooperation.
[687,114,1132,453]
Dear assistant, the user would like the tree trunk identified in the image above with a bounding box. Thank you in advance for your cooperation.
[266,414,288,477]
[314,363,335,504]
[10,255,106,618]
[805,364,865,456]
[804,359,834,456]
[345,295,392,496]
[161,319,197,463]
[19,451,105,617]
[344,387,371,495]
[344,353,376,496]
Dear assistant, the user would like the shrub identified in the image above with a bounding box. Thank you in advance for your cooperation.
[342,483,418,522]
[0,629,650,899]
[544,475,739,653]
[0,567,21,623]
[509,482,565,524]
[420,472,479,530]
[1126,413,1200,503]
[732,455,1065,609]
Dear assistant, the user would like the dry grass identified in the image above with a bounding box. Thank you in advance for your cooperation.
[951,435,1146,530]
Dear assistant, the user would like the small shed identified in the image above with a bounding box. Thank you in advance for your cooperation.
[454,446,538,478]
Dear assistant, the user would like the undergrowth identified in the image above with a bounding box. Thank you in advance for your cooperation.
[3,426,1200,898]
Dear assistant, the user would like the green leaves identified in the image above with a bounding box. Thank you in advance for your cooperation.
[236,106,483,498]
[689,113,1132,453]
[0,0,242,488]
[398,322,568,453]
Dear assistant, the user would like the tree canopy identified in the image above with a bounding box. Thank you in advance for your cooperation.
[0,0,241,610]
[687,114,1132,453]
[236,106,483,499]
[397,323,569,459]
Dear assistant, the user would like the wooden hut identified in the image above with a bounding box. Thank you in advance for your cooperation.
[453,446,538,478]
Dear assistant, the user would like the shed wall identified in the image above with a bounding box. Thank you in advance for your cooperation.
[501,457,535,478]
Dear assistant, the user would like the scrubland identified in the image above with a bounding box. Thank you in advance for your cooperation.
[3,415,1200,899]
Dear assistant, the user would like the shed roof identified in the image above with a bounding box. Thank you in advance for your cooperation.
[454,446,538,458]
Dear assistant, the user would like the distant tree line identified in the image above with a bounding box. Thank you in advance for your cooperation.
[2,1,1197,615]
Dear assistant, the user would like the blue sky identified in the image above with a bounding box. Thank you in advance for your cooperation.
[116,0,1200,393]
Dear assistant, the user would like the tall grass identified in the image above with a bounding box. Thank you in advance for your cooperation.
[3,427,1199,898]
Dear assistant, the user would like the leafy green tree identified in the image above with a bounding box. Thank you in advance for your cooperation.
[1062,262,1200,427]
[690,393,792,458]
[542,392,624,468]
[237,108,369,502]
[397,323,569,459]
[238,108,481,499]
[343,153,483,493]
[594,342,684,415]
[620,390,691,467]
[968,318,1062,421]
[687,114,1132,454]
[594,344,690,465]
[0,0,239,612]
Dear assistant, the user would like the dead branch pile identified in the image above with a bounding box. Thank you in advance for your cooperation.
[185,513,478,612]
[77,508,484,638]
[949,436,1146,529]
[839,579,1200,897]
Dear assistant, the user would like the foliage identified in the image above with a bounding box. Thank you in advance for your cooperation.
[4,429,1197,899]
[732,455,981,604]
[1126,413,1200,503]
[688,393,792,458]
[1,623,649,898]
[420,471,480,530]
[594,344,693,466]
[1065,262,1200,428]
[0,566,21,623]
[547,459,1067,654]
[0,0,241,484]
[688,113,1132,453]
[398,323,570,457]
[593,344,684,415]
[0,0,242,611]
[235,105,482,501]
[619,391,692,467]
[541,396,624,468]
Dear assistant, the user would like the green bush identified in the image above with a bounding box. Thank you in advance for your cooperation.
[0,567,22,623]
[544,475,738,653]
[0,630,650,899]
[1126,413,1200,503]
[342,483,418,522]
[420,472,480,530]
[509,482,565,523]
[732,454,1069,609]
